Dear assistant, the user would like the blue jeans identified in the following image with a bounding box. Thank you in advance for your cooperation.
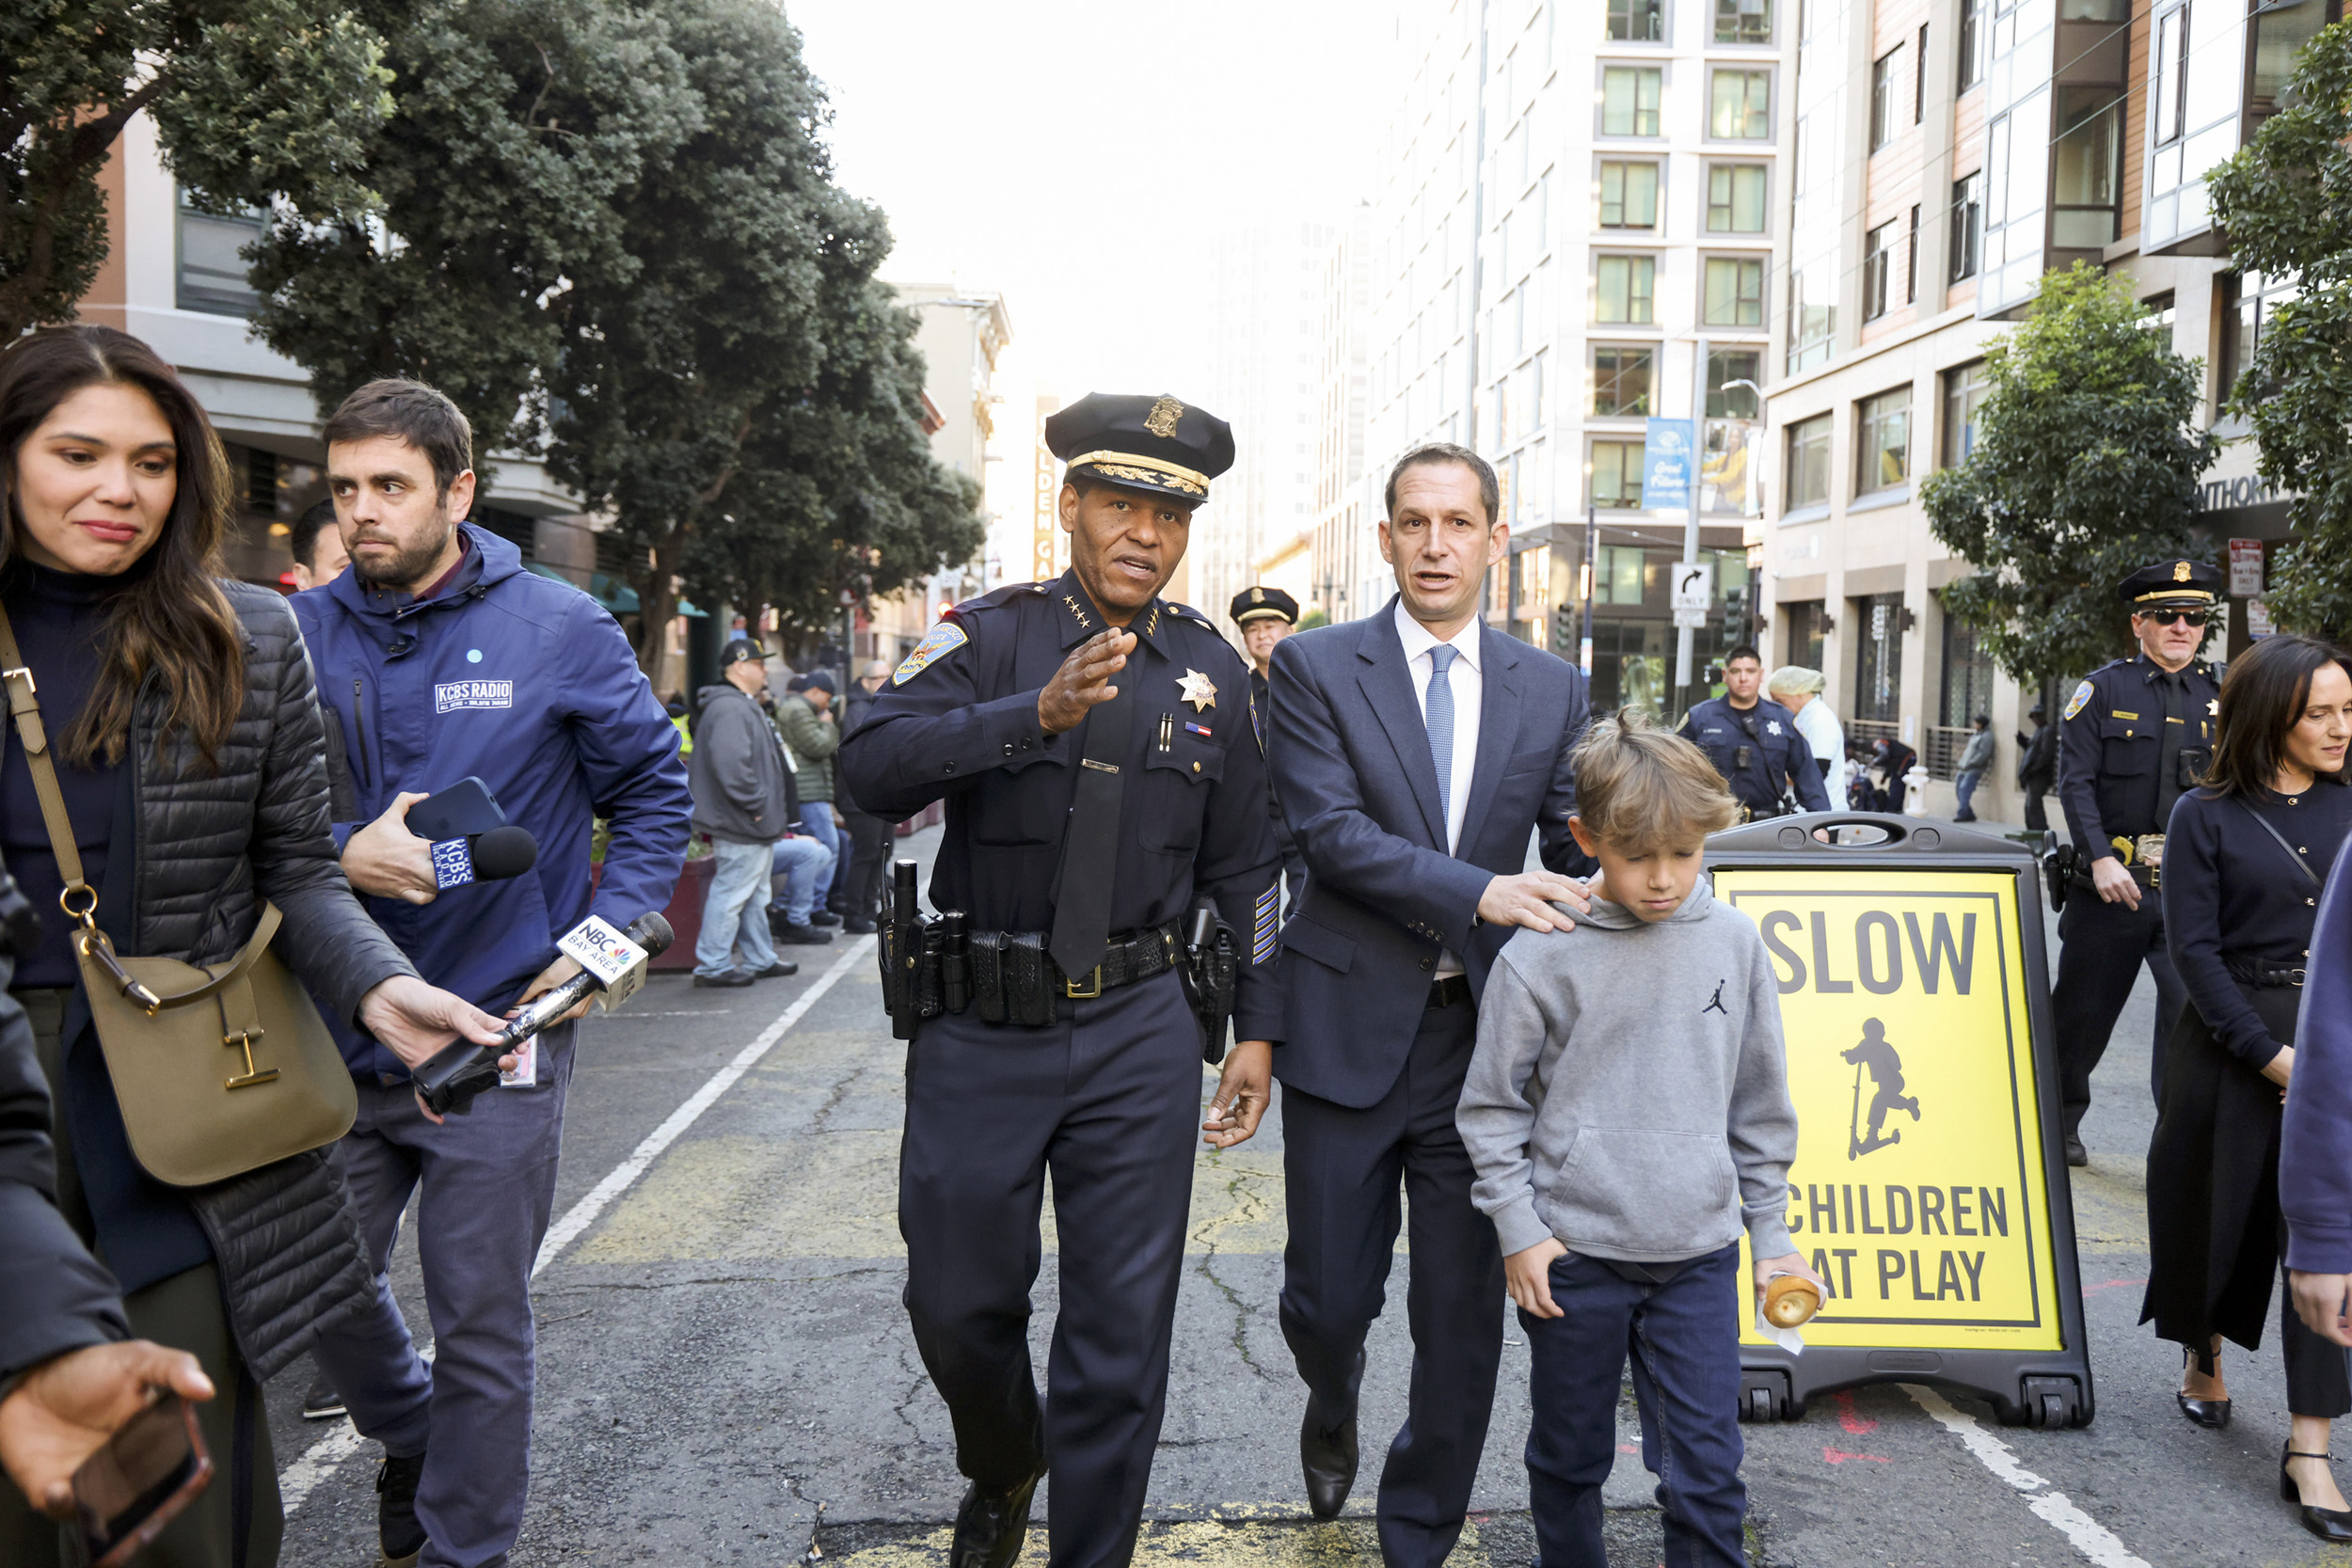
[694,837,778,976]
[1522,1243,1747,1568]
[771,833,834,924]
[310,1027,576,1568]
[799,806,848,906]
[1953,768,1984,818]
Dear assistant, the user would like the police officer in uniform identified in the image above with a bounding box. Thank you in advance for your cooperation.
[1677,643,1832,817]
[2051,558,2224,1166]
[1231,585,1308,907]
[837,392,1281,1568]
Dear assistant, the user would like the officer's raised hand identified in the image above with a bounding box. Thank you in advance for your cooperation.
[2091,856,2142,910]
[1202,1038,1273,1148]
[1040,628,1136,734]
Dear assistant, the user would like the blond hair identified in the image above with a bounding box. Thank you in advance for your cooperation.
[1571,707,1741,851]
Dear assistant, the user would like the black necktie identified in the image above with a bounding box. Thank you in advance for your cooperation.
[2156,673,2189,828]
[1049,674,1133,980]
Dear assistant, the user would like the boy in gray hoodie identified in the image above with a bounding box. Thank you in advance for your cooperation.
[1458,709,1813,1568]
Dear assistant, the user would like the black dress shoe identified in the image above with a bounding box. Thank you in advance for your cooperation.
[842,917,878,935]
[949,1467,1044,1568]
[2282,1446,2352,1542]
[693,970,755,988]
[300,1377,346,1421]
[2063,1133,2088,1167]
[753,959,800,978]
[775,922,834,946]
[378,1451,427,1566]
[1300,1397,1359,1520]
[2177,1344,2230,1429]
[809,910,843,927]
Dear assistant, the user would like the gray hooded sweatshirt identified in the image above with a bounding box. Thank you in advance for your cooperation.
[1458,875,1798,1263]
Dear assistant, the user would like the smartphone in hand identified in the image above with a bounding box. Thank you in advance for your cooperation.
[75,1392,212,1566]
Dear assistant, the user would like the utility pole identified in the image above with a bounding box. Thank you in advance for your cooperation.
[1674,336,1708,706]
[1579,501,1597,676]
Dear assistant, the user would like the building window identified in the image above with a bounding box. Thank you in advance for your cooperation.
[1592,440,1647,508]
[1941,360,1990,467]
[2222,270,2299,402]
[1786,413,1832,507]
[1915,24,1929,121]
[1703,257,1764,325]
[1710,71,1771,138]
[2053,87,2122,247]
[1715,0,1771,42]
[1938,604,1997,733]
[1603,67,1664,135]
[2153,6,2188,145]
[1857,387,1913,493]
[1708,348,1762,417]
[1788,264,1835,374]
[1869,49,1902,149]
[1949,172,1983,280]
[1958,0,1984,88]
[1593,346,1654,416]
[1599,161,1661,228]
[1597,544,1651,604]
[1854,593,1905,723]
[1597,255,1657,323]
[1706,165,1768,232]
[1609,0,1666,40]
[176,189,265,317]
[1907,204,1920,302]
[1862,219,1897,320]
[1785,599,1828,671]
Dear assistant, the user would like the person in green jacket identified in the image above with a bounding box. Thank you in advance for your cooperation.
[775,672,847,925]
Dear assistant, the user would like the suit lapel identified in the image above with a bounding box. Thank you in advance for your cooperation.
[1458,625,1523,850]
[1357,601,1449,848]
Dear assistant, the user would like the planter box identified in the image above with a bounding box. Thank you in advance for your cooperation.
[653,855,715,970]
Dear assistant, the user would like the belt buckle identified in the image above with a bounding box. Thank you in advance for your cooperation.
[1064,965,1103,1000]
[2292,967,2308,987]
[2136,833,2166,869]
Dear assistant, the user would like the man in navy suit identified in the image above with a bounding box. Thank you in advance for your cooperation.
[1267,443,1594,1564]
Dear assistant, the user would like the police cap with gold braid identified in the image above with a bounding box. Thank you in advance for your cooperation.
[2117,558,2226,610]
[1045,392,1236,507]
[1230,586,1299,628]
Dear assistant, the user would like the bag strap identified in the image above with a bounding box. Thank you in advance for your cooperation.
[0,603,280,1013]
[2234,798,2323,887]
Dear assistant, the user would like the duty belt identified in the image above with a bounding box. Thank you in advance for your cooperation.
[2225,954,2307,989]
[898,918,1186,1030]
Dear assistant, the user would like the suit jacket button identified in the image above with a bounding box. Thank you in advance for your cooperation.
[1004,742,1015,755]
[943,761,957,774]
[1419,957,1434,971]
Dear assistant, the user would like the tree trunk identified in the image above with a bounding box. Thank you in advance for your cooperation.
[629,531,683,679]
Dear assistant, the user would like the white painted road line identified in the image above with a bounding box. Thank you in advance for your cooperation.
[1904,1384,2151,1568]
[277,938,877,1507]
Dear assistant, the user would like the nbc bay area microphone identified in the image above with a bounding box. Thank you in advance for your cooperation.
[412,911,674,1116]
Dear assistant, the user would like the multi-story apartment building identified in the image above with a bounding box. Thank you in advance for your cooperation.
[1757,0,2297,818]
[1308,207,1379,627]
[1350,0,1788,715]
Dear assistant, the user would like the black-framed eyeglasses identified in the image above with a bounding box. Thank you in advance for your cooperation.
[2142,609,2209,627]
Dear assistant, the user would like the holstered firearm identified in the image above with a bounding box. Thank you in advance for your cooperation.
[2042,836,2079,914]
[882,860,926,1039]
[1179,899,1240,1064]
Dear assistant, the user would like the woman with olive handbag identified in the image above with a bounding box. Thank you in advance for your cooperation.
[0,326,507,1568]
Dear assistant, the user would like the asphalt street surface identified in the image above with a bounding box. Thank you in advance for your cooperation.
[266,821,2343,1566]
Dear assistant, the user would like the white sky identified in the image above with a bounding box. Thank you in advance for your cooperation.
[788,0,1393,402]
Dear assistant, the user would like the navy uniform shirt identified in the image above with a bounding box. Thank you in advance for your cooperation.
[1677,695,1831,814]
[837,569,1283,1040]
[2163,781,2352,1067]
[2056,653,2221,863]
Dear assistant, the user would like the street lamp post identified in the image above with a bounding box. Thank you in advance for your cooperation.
[1673,348,1764,708]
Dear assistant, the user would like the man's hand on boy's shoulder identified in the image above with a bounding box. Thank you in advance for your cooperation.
[1478,870,1595,933]
[1504,1237,1569,1319]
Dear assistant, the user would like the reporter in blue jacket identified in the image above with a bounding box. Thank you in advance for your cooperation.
[292,380,691,1568]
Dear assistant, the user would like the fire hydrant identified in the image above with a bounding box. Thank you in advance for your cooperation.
[1903,764,1931,816]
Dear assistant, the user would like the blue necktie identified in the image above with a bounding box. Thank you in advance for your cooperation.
[1425,643,1457,832]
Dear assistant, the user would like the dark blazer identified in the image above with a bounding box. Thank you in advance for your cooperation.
[1267,600,1590,1109]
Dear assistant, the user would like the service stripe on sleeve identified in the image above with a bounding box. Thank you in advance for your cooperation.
[1252,883,1279,964]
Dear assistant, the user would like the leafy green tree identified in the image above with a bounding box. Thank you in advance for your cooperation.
[1920,262,2216,689]
[1,0,391,339]
[2207,19,2352,638]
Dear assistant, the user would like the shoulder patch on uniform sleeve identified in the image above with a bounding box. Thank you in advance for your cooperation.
[893,621,968,685]
[2062,679,2095,721]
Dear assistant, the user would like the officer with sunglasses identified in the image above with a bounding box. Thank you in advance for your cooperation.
[2051,558,2226,1165]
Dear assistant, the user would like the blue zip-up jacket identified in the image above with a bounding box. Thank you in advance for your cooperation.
[294,524,691,1082]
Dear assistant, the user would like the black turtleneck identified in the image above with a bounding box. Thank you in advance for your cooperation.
[0,563,123,988]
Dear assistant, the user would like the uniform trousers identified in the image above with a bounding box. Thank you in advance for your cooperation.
[308,1026,574,1568]
[2053,886,2186,1135]
[898,969,1200,1568]
[840,806,894,920]
[1279,992,1502,1568]
[1522,1245,1746,1568]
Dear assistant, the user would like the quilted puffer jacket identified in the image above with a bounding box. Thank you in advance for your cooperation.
[119,582,416,1376]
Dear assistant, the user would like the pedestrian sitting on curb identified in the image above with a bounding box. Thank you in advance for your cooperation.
[1458,708,1815,1568]
[687,639,803,988]
[2149,633,2352,1540]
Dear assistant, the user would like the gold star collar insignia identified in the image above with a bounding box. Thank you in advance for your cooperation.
[1177,669,1217,712]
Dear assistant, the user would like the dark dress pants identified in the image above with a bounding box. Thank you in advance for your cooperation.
[840,806,893,919]
[898,970,1201,1568]
[1279,993,1502,1568]
[2053,886,2186,1136]
[1523,1246,1746,1568]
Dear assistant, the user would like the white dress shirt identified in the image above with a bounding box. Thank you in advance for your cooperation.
[1395,602,1485,977]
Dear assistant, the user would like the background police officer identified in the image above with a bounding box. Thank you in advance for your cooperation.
[1231,584,1307,908]
[1678,643,1831,817]
[837,393,1281,1568]
[2051,558,2224,1165]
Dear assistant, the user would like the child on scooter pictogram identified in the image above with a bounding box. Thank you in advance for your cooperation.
[1843,1017,1921,1158]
